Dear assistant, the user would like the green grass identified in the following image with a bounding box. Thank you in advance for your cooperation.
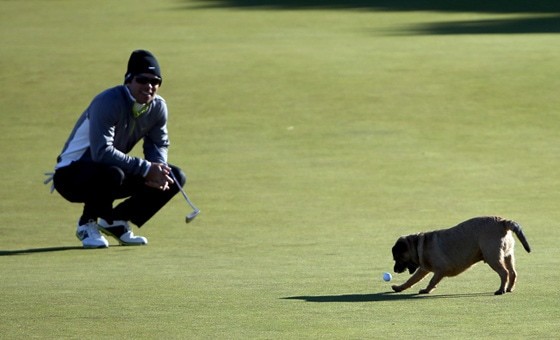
[1,0,559,338]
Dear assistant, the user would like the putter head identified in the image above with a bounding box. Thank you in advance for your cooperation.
[186,209,200,223]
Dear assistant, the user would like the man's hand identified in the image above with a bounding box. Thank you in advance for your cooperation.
[144,163,174,190]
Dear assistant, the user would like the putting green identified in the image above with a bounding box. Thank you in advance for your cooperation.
[1,0,559,338]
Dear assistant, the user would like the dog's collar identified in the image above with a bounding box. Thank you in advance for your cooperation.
[414,234,424,264]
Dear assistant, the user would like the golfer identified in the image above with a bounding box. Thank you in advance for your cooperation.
[50,49,186,248]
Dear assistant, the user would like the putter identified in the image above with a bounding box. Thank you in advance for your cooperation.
[169,170,200,223]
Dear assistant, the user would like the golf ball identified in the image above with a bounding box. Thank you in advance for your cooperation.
[383,272,392,282]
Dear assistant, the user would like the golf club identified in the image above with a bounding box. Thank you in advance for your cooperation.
[169,169,200,223]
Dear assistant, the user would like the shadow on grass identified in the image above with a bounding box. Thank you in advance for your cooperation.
[410,15,560,35]
[188,0,560,34]
[283,291,493,302]
[192,0,560,13]
[0,246,84,256]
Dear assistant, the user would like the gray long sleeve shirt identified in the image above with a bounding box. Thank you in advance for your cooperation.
[55,85,169,176]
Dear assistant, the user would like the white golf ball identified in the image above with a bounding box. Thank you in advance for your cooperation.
[383,272,392,282]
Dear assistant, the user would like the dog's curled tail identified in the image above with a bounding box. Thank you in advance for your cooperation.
[503,219,532,253]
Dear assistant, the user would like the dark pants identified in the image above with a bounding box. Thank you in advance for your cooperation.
[53,161,186,227]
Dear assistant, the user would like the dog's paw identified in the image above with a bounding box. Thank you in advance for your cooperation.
[494,289,505,295]
[418,288,431,294]
[391,285,403,292]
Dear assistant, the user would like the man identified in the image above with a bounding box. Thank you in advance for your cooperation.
[50,49,186,248]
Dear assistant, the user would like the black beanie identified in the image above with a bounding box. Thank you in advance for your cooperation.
[124,50,162,83]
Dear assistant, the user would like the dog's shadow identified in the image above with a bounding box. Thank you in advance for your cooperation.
[0,246,84,256]
[282,291,492,302]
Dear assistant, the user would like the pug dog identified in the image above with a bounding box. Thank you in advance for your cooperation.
[391,216,531,295]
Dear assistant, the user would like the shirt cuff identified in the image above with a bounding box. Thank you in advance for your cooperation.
[142,162,151,178]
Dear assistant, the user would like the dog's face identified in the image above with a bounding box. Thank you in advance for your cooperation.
[392,237,419,274]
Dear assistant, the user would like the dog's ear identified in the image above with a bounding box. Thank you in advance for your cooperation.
[402,234,420,274]
[392,237,408,257]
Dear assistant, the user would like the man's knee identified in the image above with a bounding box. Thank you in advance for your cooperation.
[104,166,126,186]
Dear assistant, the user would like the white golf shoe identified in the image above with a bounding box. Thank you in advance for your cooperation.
[98,219,148,246]
[76,220,109,249]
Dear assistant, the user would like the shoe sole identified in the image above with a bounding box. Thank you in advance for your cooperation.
[76,232,109,249]
[98,227,147,246]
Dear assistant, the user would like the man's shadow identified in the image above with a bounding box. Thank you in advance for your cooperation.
[0,246,84,256]
[283,291,492,302]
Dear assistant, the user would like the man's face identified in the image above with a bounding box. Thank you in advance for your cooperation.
[127,73,161,104]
